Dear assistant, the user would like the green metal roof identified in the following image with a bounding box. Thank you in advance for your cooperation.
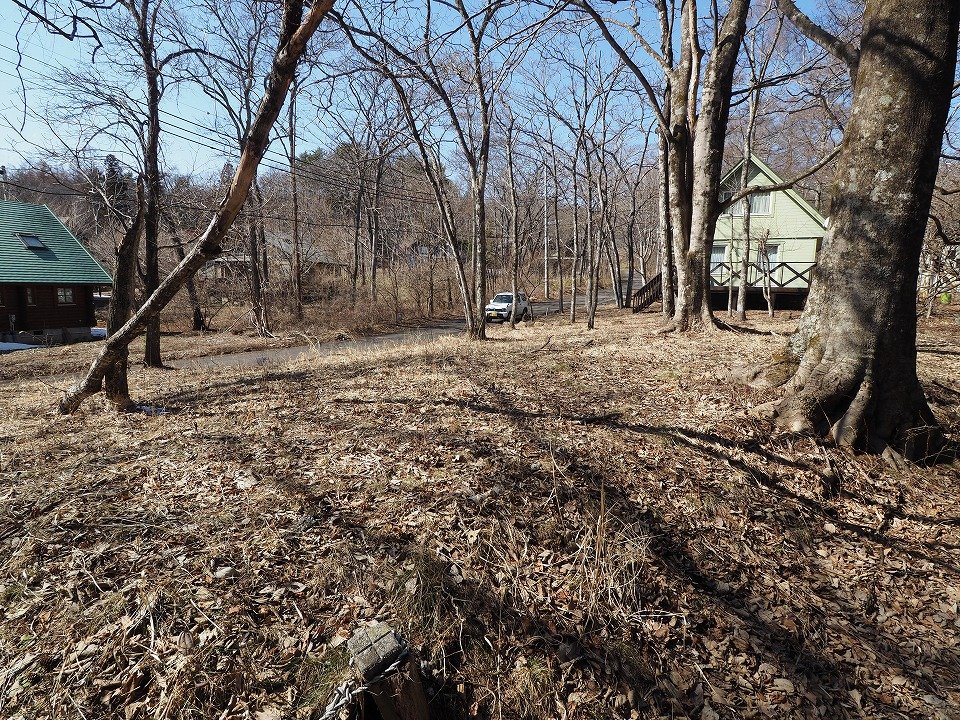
[0,200,112,285]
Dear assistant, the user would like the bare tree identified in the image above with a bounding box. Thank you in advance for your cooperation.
[15,0,200,365]
[334,1,550,339]
[184,0,283,336]
[571,0,752,331]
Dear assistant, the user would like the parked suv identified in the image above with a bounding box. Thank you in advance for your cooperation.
[484,291,531,323]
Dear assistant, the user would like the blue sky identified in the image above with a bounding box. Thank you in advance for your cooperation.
[0,0,833,180]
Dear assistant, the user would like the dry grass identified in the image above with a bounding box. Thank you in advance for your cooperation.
[0,310,459,385]
[1,308,959,719]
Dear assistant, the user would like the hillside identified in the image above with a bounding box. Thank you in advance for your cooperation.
[1,310,959,719]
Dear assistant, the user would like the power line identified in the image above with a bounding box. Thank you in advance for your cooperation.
[0,46,441,205]
[0,177,430,236]
[0,36,439,187]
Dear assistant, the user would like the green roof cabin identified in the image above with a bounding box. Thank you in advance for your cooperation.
[712,155,827,310]
[0,199,112,344]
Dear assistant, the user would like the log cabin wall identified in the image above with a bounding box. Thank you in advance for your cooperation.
[1,284,96,339]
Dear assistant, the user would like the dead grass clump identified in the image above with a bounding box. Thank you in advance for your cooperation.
[291,646,350,715]
[505,655,556,719]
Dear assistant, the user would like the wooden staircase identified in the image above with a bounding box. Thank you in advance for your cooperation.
[630,273,662,312]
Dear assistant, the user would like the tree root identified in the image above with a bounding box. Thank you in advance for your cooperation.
[758,391,948,465]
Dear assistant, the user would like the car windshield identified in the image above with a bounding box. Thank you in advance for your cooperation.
[492,293,513,304]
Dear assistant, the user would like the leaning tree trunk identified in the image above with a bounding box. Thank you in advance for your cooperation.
[769,0,958,460]
[58,0,333,414]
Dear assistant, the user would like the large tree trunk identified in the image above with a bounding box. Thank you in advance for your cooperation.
[58,0,333,414]
[769,0,958,460]
[673,0,750,331]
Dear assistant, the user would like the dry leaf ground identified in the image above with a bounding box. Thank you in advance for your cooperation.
[1,308,959,720]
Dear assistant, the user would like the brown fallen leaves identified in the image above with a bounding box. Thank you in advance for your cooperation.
[1,308,959,719]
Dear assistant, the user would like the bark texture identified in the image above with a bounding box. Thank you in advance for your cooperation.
[772,0,959,460]
[105,185,144,410]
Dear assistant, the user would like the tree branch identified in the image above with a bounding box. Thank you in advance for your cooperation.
[719,146,841,214]
[777,0,859,82]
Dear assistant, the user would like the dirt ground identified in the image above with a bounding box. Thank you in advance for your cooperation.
[1,309,959,719]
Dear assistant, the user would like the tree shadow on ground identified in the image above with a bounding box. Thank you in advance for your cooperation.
[376,384,959,717]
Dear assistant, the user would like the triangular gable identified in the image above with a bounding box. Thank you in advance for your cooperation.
[721,154,828,231]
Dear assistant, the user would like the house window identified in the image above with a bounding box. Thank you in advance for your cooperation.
[764,244,780,268]
[727,191,772,216]
[750,192,771,215]
[710,244,727,271]
[25,288,35,305]
[18,233,47,249]
[57,287,75,304]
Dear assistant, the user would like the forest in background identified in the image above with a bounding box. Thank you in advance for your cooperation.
[3,1,955,344]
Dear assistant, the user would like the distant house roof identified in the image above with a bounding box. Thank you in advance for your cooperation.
[264,233,348,267]
[0,200,112,285]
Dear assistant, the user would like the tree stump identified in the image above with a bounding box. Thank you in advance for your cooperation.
[347,623,429,720]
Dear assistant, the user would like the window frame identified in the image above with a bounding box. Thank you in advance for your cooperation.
[722,189,773,217]
[17,233,47,249]
[763,244,781,267]
[56,287,75,305]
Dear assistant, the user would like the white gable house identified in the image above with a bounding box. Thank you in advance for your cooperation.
[712,155,827,308]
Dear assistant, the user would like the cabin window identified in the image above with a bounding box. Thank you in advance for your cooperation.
[750,192,771,215]
[18,233,47,249]
[710,244,727,271]
[25,288,35,305]
[765,244,780,266]
[57,287,75,305]
[727,191,771,216]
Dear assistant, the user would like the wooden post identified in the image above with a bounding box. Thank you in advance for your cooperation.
[347,623,429,720]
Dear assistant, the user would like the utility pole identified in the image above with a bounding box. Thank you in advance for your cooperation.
[0,167,7,200]
[543,164,549,301]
